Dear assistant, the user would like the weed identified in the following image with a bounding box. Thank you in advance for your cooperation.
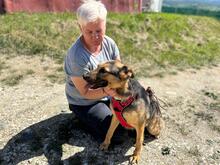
[161,146,171,155]
[209,102,220,111]
[210,151,220,160]
[179,124,190,136]
[194,112,220,133]
[26,69,35,75]
[47,74,58,83]
[169,71,178,75]
[0,61,6,71]
[47,74,65,84]
[202,90,218,100]
[209,123,220,133]
[188,145,201,157]
[194,118,199,126]
[2,74,24,86]
[194,112,213,122]
[56,66,64,72]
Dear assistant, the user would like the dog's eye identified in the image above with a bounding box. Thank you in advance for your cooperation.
[99,68,106,74]
[121,66,128,73]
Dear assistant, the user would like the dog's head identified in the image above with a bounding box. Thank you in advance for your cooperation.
[83,60,134,89]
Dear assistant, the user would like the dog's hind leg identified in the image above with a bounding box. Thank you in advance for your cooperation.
[100,114,119,151]
[147,116,164,138]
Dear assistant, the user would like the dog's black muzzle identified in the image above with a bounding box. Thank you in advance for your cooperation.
[83,73,108,89]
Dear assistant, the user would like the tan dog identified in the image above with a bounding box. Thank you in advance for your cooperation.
[83,60,164,164]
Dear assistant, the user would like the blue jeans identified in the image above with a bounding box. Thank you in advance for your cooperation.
[69,100,126,143]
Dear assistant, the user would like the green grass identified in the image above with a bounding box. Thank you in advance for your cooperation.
[0,12,220,77]
[2,74,24,86]
[0,61,7,71]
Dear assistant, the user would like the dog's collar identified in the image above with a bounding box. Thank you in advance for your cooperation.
[111,95,136,128]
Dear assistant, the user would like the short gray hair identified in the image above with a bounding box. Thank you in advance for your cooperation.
[77,0,107,26]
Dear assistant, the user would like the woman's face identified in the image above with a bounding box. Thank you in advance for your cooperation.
[80,19,106,48]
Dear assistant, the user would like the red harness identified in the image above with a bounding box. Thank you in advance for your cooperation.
[111,96,135,128]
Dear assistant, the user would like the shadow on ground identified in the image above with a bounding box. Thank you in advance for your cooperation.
[0,113,156,165]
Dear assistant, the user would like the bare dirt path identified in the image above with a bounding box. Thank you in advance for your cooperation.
[0,56,220,164]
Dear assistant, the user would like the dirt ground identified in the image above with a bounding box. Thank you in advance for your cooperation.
[0,55,220,165]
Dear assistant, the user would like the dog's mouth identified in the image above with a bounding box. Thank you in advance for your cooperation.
[89,80,108,89]
[83,73,108,89]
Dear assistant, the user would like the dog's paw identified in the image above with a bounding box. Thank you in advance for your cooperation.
[154,134,160,139]
[129,154,140,164]
[99,142,109,151]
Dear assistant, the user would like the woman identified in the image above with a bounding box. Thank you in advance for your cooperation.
[64,0,125,143]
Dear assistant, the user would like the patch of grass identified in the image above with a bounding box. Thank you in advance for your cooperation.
[194,112,213,122]
[0,13,220,78]
[151,72,165,78]
[210,151,220,160]
[194,118,199,126]
[109,13,220,73]
[47,74,59,83]
[210,123,220,133]
[56,66,64,72]
[0,62,4,71]
[194,111,220,133]
[26,69,35,75]
[209,102,220,111]
[179,124,190,136]
[1,68,36,86]
[188,145,201,157]
[161,146,171,155]
[2,74,24,86]
[201,90,220,111]
[0,13,78,63]
[0,61,8,72]
[47,74,65,84]
[169,71,178,75]
[202,90,218,100]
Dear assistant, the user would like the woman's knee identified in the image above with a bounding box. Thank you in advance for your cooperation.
[88,102,112,121]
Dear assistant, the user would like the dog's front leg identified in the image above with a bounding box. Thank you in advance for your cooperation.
[100,114,119,151]
[130,123,145,164]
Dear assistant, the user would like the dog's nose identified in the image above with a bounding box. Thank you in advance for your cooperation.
[83,72,90,81]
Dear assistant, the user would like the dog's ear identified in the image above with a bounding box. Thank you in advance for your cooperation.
[128,69,134,78]
[119,66,134,80]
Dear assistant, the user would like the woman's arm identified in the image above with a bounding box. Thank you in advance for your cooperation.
[115,56,121,61]
[71,77,116,99]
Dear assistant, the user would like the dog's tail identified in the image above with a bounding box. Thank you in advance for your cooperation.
[145,87,162,118]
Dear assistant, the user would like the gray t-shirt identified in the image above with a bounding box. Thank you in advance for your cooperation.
[64,35,120,105]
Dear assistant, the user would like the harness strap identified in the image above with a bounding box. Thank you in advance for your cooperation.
[111,96,134,128]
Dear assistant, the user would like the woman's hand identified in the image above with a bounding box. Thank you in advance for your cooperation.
[103,87,117,97]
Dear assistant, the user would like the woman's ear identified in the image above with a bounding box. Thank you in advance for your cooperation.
[78,23,83,32]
